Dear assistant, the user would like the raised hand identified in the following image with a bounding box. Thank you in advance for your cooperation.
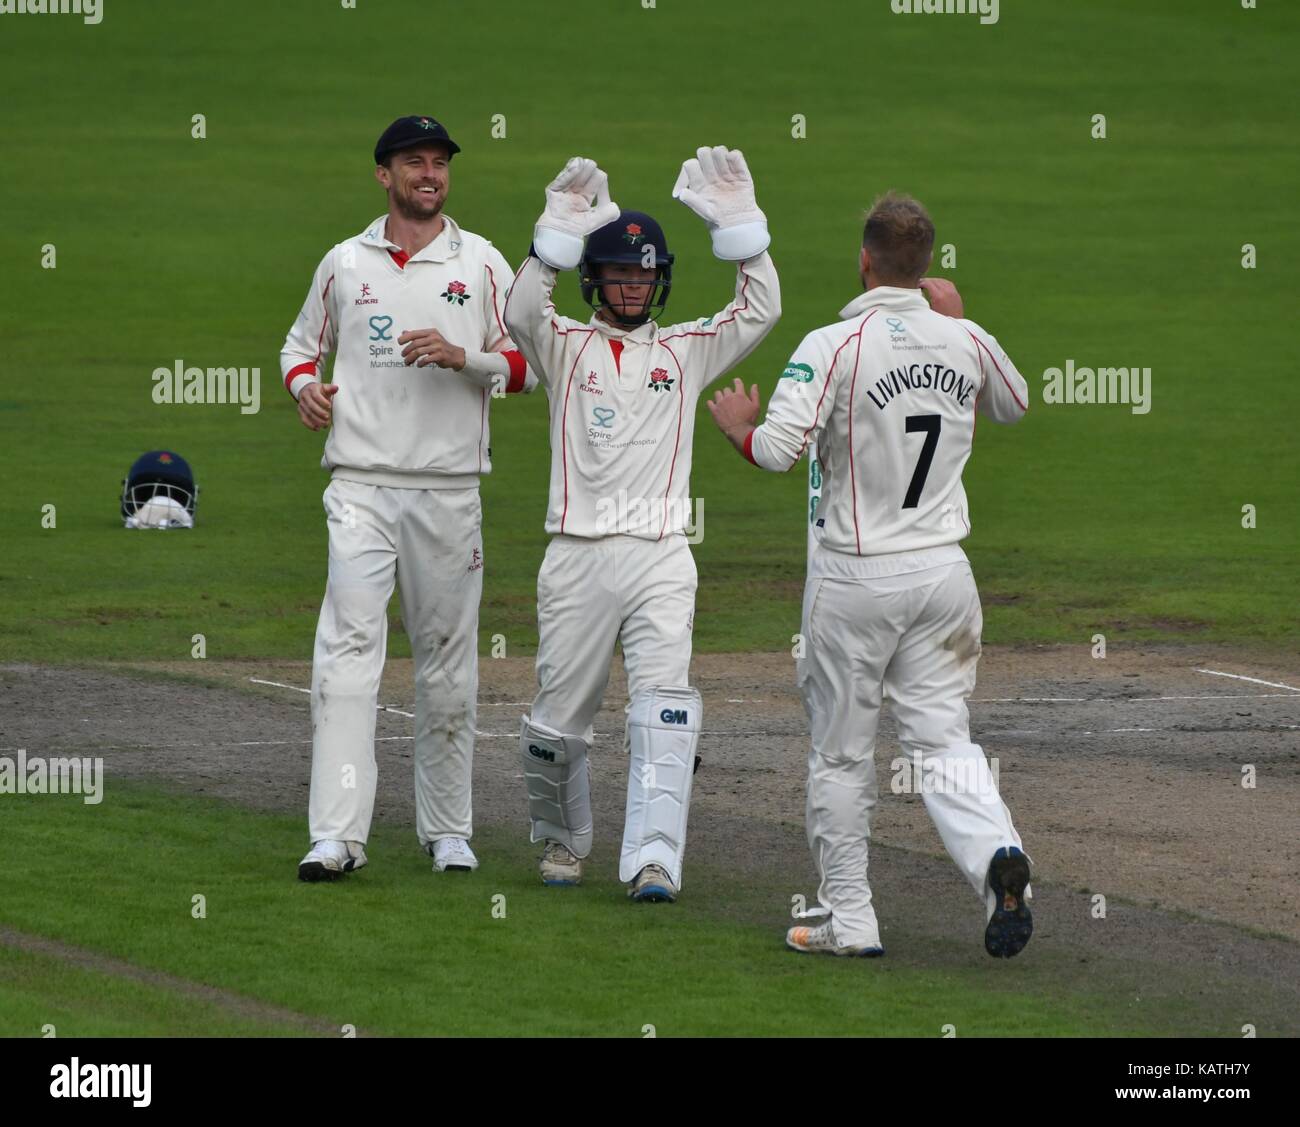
[920,277,964,318]
[533,157,620,270]
[706,377,762,450]
[672,146,770,261]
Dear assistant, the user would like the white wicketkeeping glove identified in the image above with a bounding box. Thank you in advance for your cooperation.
[532,157,620,271]
[672,146,770,261]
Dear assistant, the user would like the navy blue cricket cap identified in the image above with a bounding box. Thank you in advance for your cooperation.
[374,116,461,164]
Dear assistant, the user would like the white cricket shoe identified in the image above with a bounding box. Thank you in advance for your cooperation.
[786,918,884,958]
[298,839,367,883]
[629,863,678,903]
[428,837,479,872]
[539,840,582,886]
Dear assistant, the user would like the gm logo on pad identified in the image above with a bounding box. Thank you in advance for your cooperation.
[527,744,555,762]
[660,708,689,724]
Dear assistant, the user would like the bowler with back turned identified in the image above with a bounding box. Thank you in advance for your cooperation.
[708,192,1033,957]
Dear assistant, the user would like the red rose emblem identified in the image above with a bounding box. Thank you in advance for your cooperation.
[441,279,470,305]
[647,367,675,391]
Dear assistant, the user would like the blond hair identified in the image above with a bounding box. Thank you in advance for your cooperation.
[862,192,935,285]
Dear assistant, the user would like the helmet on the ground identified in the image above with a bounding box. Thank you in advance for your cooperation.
[580,209,674,327]
[120,450,198,529]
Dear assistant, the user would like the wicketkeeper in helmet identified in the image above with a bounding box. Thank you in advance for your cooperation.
[503,148,780,900]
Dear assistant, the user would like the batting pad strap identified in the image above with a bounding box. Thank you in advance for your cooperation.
[619,686,701,887]
[710,221,770,262]
[532,226,585,271]
[520,715,593,858]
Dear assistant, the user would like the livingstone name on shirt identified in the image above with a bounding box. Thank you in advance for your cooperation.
[866,363,977,410]
[0,0,102,22]
[1042,360,1151,415]
[151,361,261,415]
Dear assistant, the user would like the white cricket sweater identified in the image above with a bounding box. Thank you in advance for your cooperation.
[749,286,1028,557]
[504,252,781,539]
[280,215,533,489]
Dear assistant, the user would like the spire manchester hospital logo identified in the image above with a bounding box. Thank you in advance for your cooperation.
[441,280,470,306]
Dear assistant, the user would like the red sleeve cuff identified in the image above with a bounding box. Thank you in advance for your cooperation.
[504,350,527,393]
[284,362,316,393]
[742,428,759,466]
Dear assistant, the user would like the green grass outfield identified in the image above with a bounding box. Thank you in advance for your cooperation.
[0,784,1226,1038]
[2,0,1297,664]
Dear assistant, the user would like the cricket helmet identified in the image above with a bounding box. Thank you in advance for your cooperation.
[121,450,198,529]
[580,209,674,327]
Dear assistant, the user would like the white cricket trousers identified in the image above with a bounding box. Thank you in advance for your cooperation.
[308,478,482,847]
[798,549,1024,946]
[529,533,696,833]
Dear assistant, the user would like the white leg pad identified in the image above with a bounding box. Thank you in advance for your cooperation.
[521,715,593,858]
[619,686,701,887]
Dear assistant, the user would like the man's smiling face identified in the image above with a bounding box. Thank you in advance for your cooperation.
[376,143,451,221]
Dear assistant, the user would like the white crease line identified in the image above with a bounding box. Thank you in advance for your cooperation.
[248,677,414,718]
[1194,668,1300,693]
[971,696,1086,702]
[0,733,519,753]
[971,692,1299,703]
[0,737,411,752]
[248,677,308,694]
[983,729,1141,737]
[248,675,1298,722]
[9,719,1300,756]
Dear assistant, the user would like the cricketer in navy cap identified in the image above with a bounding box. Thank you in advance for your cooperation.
[374,115,461,165]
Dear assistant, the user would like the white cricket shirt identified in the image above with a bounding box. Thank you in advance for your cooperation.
[504,252,781,539]
[749,286,1028,559]
[280,215,532,489]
